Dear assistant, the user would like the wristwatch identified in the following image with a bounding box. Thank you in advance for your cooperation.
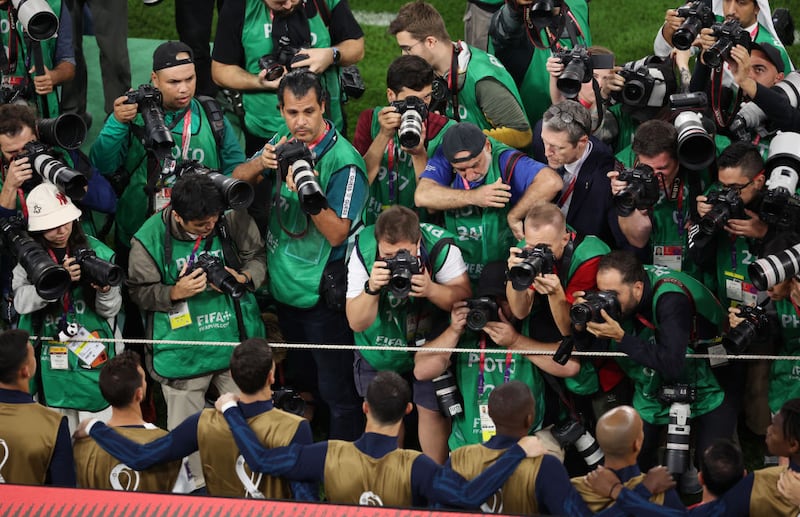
[364,279,381,296]
[332,46,341,66]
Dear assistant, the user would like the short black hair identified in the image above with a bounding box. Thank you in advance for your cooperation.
[171,173,224,222]
[230,338,274,395]
[632,120,678,160]
[366,371,411,425]
[598,250,646,285]
[278,70,324,107]
[487,381,534,429]
[717,141,764,179]
[386,55,435,93]
[0,329,30,384]
[99,350,143,408]
[780,399,800,447]
[701,439,745,497]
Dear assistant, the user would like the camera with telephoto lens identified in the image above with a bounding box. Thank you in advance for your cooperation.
[670,92,716,171]
[0,216,70,301]
[570,290,622,326]
[175,161,254,210]
[523,0,564,30]
[10,0,59,41]
[72,248,124,287]
[383,249,421,299]
[390,96,429,149]
[0,80,29,106]
[748,243,800,291]
[274,140,328,216]
[729,73,800,140]
[658,384,697,475]
[17,141,87,201]
[36,113,87,151]
[699,187,746,237]
[258,36,309,82]
[272,387,306,417]
[723,301,769,355]
[552,418,605,469]
[125,84,174,157]
[187,252,246,300]
[703,20,752,70]
[508,244,556,291]
[672,1,715,50]
[432,370,464,418]
[759,132,800,231]
[614,164,660,216]
[554,46,615,99]
[465,297,499,332]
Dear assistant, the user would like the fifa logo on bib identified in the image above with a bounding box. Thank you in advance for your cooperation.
[110,463,141,491]
[359,490,384,506]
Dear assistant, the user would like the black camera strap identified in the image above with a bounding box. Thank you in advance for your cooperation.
[272,164,311,239]
[448,44,461,122]
[709,68,743,129]
[215,213,248,341]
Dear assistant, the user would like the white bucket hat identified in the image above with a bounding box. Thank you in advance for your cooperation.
[26,183,82,232]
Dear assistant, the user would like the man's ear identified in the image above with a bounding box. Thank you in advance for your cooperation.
[405,402,413,415]
[134,386,145,404]
[387,88,397,103]
[150,71,158,88]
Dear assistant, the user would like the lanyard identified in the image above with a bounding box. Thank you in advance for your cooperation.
[664,176,684,236]
[2,8,19,75]
[307,122,329,151]
[387,138,397,203]
[558,173,578,207]
[635,313,656,330]
[185,236,203,271]
[477,335,513,397]
[179,109,192,160]
[730,237,739,270]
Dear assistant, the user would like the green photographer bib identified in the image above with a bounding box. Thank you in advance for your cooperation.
[20,236,117,412]
[768,298,800,414]
[133,211,265,379]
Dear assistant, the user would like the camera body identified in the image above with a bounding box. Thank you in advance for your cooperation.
[614,61,658,107]
[390,96,429,149]
[274,140,328,216]
[258,35,309,81]
[570,290,621,325]
[670,92,716,171]
[658,383,697,405]
[659,384,696,475]
[432,370,464,418]
[508,244,556,291]
[465,297,499,332]
[699,187,746,236]
[614,164,660,216]
[72,247,124,287]
[0,216,70,301]
[552,418,604,468]
[723,303,769,354]
[673,1,715,50]
[17,141,87,201]
[175,161,254,210]
[125,84,174,155]
[383,249,422,299]
[188,252,245,300]
[273,387,306,417]
[554,46,592,98]
[704,20,752,69]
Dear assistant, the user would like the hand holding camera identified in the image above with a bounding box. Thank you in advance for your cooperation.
[472,178,512,209]
[63,256,81,283]
[448,300,471,335]
[171,262,207,301]
[112,94,139,124]
[5,156,33,191]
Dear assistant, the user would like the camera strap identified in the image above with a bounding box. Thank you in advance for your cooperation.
[1,7,18,75]
[476,335,512,398]
[446,44,461,122]
[272,166,310,239]
[710,68,743,128]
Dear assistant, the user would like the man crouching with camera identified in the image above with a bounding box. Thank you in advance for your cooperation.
[574,250,734,492]
[128,171,266,492]
[346,205,471,464]
[234,70,369,442]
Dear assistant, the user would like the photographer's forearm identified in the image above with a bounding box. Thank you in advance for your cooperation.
[753,82,800,132]
[414,327,460,381]
[127,242,176,313]
[363,132,392,185]
[426,274,471,312]
[506,283,534,320]
[415,178,474,211]
[211,61,269,92]
[310,209,350,247]
[617,210,652,248]
[335,38,365,67]
[90,117,131,176]
[48,61,76,87]
[511,336,580,377]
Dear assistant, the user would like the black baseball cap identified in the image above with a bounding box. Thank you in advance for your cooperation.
[750,42,785,74]
[153,41,194,71]
[442,122,488,164]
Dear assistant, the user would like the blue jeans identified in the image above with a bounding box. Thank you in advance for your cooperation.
[277,301,364,440]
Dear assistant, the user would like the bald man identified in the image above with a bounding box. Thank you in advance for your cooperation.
[575,406,684,512]
[448,382,663,515]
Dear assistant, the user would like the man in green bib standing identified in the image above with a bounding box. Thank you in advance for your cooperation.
[127,172,266,492]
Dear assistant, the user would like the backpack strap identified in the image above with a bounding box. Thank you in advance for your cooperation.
[501,150,525,185]
[196,95,226,150]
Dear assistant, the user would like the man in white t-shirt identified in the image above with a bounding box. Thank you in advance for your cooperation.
[345,205,471,463]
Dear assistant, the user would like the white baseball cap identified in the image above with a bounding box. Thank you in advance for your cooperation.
[26,182,82,232]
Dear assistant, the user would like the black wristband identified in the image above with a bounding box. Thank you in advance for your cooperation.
[364,280,381,296]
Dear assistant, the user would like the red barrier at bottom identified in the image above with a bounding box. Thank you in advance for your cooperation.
[0,484,516,516]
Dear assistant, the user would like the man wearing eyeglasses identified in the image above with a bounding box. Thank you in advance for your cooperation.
[388,1,532,150]
[532,101,621,248]
[416,122,562,285]
[346,205,471,464]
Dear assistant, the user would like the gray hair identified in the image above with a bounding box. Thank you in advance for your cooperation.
[542,100,591,144]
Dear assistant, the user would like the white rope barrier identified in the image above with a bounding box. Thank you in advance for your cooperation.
[31,335,797,361]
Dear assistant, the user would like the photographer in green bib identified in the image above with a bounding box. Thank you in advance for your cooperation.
[127,172,266,492]
[575,250,734,483]
[353,55,457,227]
[13,182,122,430]
[416,122,562,284]
[346,205,471,464]
[609,120,710,281]
[0,0,76,117]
